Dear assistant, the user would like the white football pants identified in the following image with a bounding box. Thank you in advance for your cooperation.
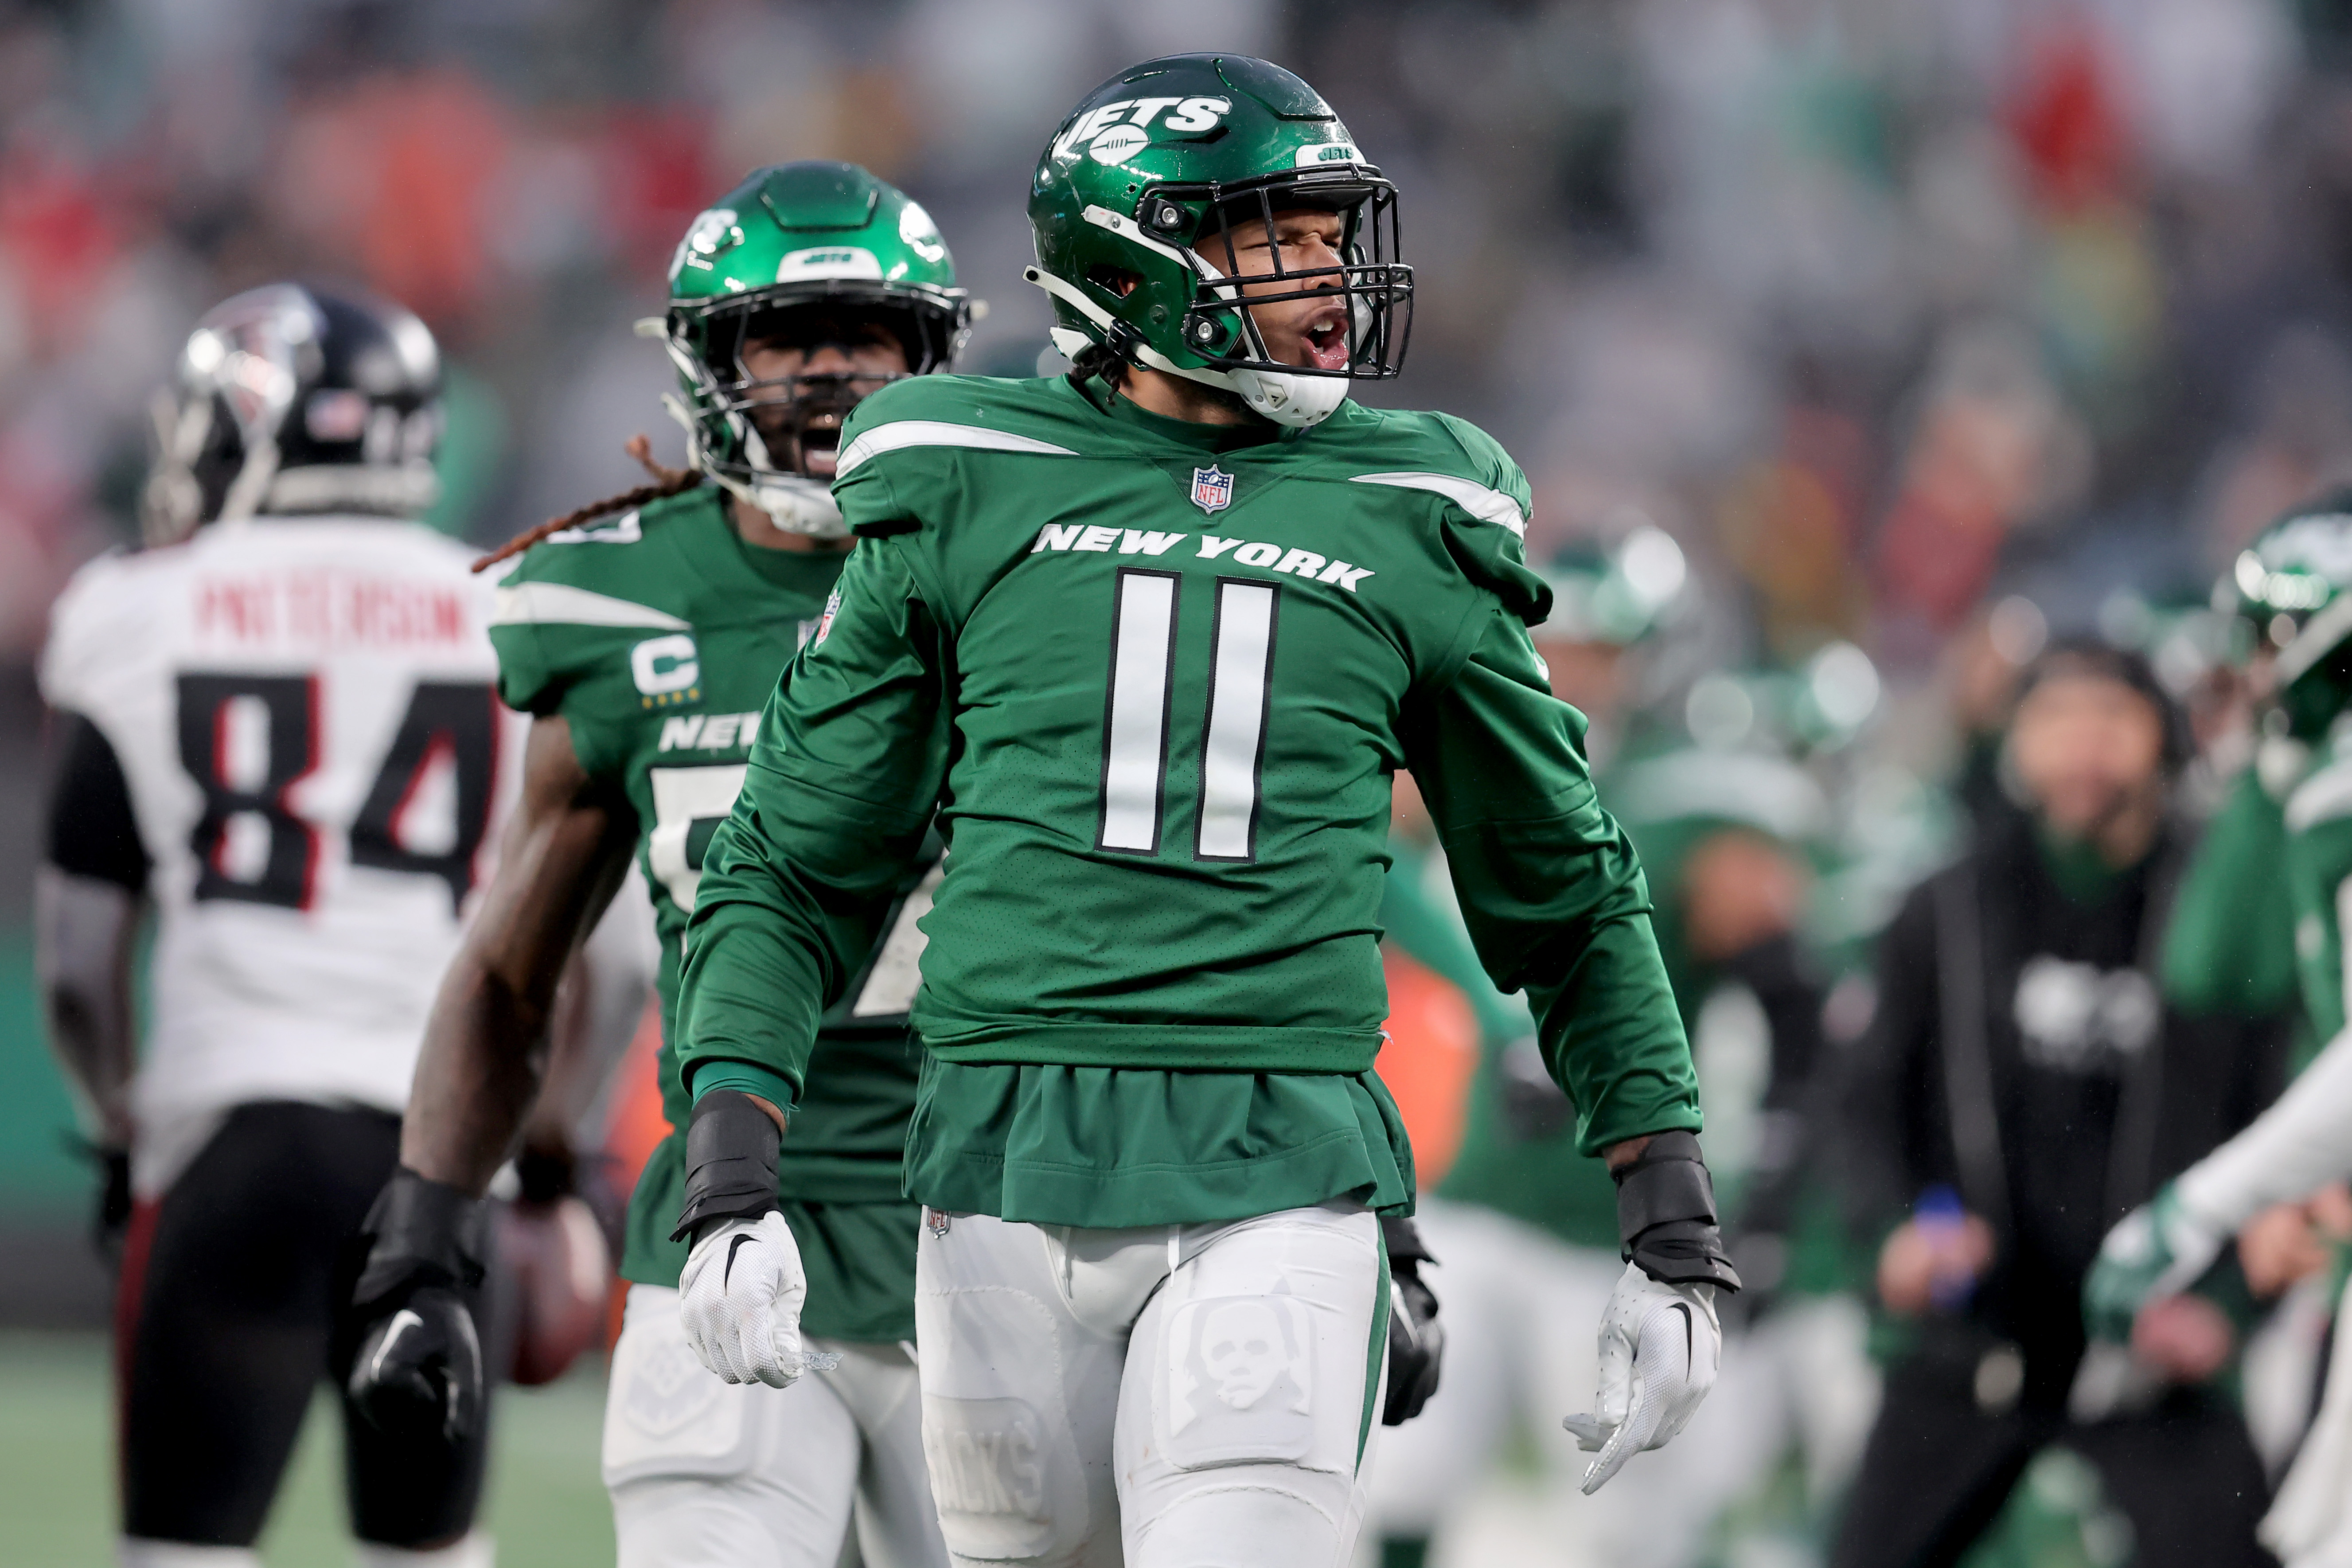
[602,1283,947,1568]
[916,1202,1388,1568]
[1364,1198,1878,1568]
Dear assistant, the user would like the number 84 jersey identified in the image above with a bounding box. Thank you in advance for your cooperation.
[39,515,523,1193]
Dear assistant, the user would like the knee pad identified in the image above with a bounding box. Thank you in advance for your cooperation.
[603,1290,765,1488]
[921,1385,1066,1561]
[1157,1292,1333,1471]
[917,1288,1094,1563]
[118,1541,264,1568]
[354,1533,493,1568]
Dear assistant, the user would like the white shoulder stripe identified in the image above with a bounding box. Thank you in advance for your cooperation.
[1350,471,1527,538]
[835,420,1077,477]
[491,580,689,631]
[2288,759,2352,834]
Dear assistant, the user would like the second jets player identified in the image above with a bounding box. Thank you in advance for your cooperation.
[342,163,970,1568]
[669,55,1737,1568]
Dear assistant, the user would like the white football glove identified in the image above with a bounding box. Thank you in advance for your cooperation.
[678,1211,817,1389]
[1564,1261,1722,1493]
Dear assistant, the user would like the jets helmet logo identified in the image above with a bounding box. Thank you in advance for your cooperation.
[1190,466,1234,514]
[670,207,741,279]
[1052,97,1233,164]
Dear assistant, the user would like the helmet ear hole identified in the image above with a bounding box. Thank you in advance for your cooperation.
[1085,264,1143,300]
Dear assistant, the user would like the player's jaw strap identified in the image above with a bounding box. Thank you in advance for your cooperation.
[672,1090,783,1241]
[1614,1130,1741,1291]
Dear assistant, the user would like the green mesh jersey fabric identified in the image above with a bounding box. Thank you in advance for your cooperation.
[2161,765,2301,1021]
[676,374,1701,1229]
[488,484,922,1334]
[2286,737,2352,1073]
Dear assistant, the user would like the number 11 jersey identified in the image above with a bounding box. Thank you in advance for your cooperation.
[39,515,521,1194]
[680,374,1703,1229]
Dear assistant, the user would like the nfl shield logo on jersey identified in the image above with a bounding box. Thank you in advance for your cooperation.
[1190,466,1234,514]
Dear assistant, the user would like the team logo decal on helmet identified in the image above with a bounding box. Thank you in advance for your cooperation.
[1052,95,1236,163]
[657,161,975,538]
[144,283,443,546]
[1026,54,1412,430]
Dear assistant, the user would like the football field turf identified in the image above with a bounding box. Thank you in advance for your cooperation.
[0,1331,613,1567]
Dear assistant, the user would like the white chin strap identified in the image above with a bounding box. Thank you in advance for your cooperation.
[724,469,848,538]
[1026,265,1348,430]
[661,392,849,538]
[1225,363,1349,429]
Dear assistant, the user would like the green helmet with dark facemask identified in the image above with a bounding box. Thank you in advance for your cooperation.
[1025,54,1412,429]
[659,161,973,537]
[2228,488,2352,739]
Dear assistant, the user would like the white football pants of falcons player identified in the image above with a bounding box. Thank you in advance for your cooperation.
[915,1202,1388,1568]
[602,1283,946,1568]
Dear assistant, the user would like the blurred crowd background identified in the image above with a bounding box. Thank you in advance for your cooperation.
[6,0,2352,1563]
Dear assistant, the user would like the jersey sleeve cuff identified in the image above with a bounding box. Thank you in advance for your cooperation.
[686,1061,798,1116]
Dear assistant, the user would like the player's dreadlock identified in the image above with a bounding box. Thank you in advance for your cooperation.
[1066,339,1127,392]
[471,435,701,574]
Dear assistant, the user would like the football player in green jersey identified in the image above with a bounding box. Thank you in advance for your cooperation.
[668,55,1737,1568]
[343,162,971,1568]
[2083,492,2352,1562]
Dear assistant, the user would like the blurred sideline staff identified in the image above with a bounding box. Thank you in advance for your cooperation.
[2087,491,2352,1568]
[343,163,970,1568]
[1836,638,2285,1568]
[36,285,522,1568]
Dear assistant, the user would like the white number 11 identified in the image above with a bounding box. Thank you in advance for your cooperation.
[1096,569,1278,862]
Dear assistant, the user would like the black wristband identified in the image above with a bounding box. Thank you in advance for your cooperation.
[671,1090,782,1242]
[353,1168,489,1312]
[514,1145,575,1206]
[1614,1131,1741,1291]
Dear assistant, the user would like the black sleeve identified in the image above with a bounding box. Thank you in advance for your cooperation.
[1836,881,1946,1246]
[46,711,152,892]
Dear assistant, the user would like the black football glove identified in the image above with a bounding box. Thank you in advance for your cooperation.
[1381,1215,1445,1425]
[346,1168,489,1446]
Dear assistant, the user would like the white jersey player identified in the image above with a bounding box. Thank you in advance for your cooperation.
[36,283,519,1568]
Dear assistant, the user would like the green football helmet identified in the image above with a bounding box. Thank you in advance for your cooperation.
[2227,488,2352,738]
[1534,527,1693,647]
[1025,53,1411,429]
[658,161,973,536]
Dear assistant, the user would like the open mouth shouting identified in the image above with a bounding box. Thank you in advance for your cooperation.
[1299,303,1350,372]
[796,416,844,479]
